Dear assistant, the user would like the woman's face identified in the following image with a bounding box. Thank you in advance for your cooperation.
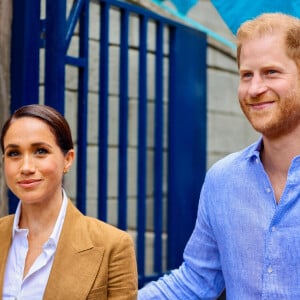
[2,117,74,206]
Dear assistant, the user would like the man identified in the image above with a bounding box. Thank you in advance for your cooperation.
[138,13,300,299]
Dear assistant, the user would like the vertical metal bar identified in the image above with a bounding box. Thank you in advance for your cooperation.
[167,26,178,270]
[9,0,41,213]
[137,14,148,279]
[153,21,164,275]
[118,8,129,230]
[76,0,89,214]
[44,0,66,114]
[11,0,40,112]
[98,1,110,221]
[167,26,207,269]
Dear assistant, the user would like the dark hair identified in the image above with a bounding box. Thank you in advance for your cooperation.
[1,104,74,154]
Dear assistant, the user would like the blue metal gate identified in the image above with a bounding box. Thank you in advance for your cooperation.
[10,0,207,287]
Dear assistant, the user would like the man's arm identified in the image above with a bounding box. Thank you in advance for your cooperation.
[138,176,225,300]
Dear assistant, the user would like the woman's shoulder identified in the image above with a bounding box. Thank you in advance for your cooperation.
[84,215,132,240]
[0,214,14,234]
[80,216,135,254]
[68,200,129,234]
[0,214,14,224]
[65,199,135,252]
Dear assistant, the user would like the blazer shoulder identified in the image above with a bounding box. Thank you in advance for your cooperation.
[65,200,135,251]
[83,216,133,243]
[0,214,14,227]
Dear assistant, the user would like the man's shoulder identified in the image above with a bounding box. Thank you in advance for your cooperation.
[208,140,260,175]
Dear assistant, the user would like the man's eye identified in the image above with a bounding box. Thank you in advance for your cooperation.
[241,72,252,79]
[35,148,49,155]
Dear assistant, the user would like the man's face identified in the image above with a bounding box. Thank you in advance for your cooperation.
[238,34,300,139]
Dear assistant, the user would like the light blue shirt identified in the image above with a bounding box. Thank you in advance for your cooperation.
[139,139,300,299]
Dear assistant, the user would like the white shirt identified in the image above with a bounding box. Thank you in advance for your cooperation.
[3,190,68,300]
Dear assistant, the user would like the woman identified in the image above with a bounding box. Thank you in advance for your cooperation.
[0,104,137,299]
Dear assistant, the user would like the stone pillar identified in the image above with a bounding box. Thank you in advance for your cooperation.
[0,0,12,216]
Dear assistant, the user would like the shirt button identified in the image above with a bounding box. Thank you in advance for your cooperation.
[271,226,276,232]
[266,188,272,193]
[268,266,273,273]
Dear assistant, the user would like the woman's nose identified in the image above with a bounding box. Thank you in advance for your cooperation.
[20,154,35,174]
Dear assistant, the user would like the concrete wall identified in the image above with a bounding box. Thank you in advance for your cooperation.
[63,4,170,230]
[188,0,259,167]
[0,0,12,216]
[61,3,170,273]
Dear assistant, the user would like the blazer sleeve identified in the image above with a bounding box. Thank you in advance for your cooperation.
[107,231,138,300]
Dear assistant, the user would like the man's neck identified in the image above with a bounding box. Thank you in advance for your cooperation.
[261,133,300,172]
[260,134,300,202]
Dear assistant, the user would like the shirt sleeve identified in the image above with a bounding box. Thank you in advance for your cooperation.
[138,177,225,299]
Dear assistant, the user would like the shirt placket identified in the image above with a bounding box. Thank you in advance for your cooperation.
[261,222,278,299]
[13,230,28,299]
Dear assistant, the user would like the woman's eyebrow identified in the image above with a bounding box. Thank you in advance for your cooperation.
[4,142,53,152]
[4,144,19,152]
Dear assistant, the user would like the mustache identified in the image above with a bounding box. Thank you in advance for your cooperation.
[242,95,276,104]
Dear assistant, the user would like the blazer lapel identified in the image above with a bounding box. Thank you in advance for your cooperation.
[44,201,105,300]
[0,216,14,294]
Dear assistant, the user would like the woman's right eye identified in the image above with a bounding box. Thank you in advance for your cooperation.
[6,150,20,157]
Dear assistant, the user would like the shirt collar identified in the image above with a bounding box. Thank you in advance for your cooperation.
[12,189,68,248]
[244,137,263,161]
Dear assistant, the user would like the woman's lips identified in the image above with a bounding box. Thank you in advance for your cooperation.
[17,179,42,188]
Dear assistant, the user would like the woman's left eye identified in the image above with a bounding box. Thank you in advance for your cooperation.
[35,148,48,155]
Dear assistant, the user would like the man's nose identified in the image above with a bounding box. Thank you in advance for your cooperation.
[248,75,267,98]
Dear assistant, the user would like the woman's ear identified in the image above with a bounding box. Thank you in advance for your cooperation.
[63,149,75,173]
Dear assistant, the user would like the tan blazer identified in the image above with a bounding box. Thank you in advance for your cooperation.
[0,200,138,299]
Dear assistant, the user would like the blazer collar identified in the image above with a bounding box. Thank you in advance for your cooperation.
[0,201,105,300]
[44,200,105,300]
